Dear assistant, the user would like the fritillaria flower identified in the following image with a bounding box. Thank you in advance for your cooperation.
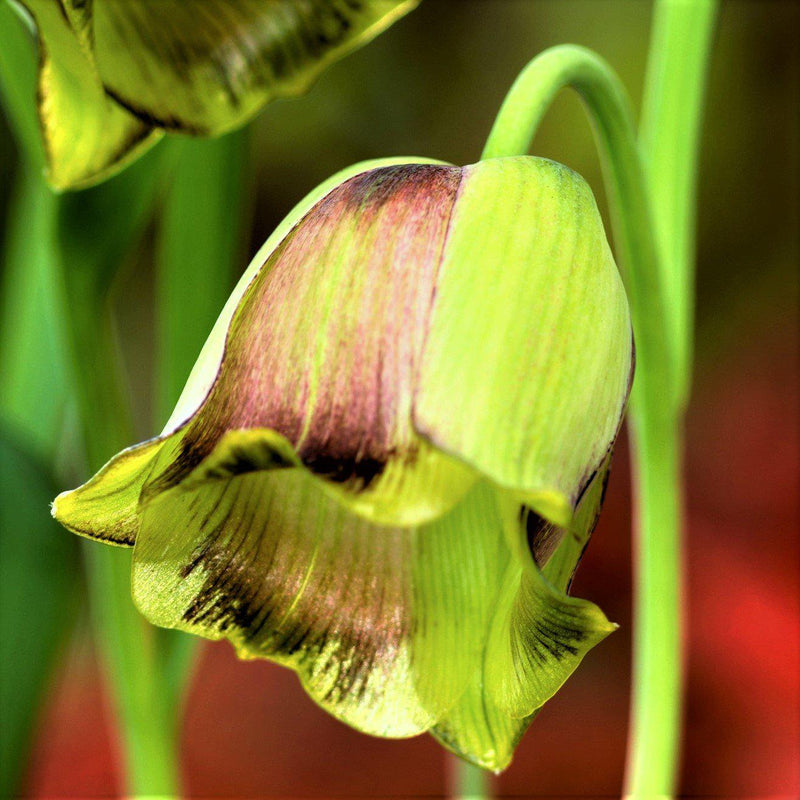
[54,156,633,769]
[17,0,418,189]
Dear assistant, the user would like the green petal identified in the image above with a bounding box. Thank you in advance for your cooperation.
[415,156,633,525]
[430,674,533,773]
[484,557,615,719]
[52,437,167,545]
[154,163,475,526]
[87,0,418,135]
[132,471,508,738]
[20,0,161,190]
[430,462,614,771]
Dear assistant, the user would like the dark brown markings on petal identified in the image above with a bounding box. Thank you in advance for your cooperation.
[519,457,612,593]
[174,472,413,707]
[575,464,611,547]
[530,617,584,659]
[89,1,414,134]
[564,462,612,593]
[154,164,461,496]
[626,328,637,405]
[104,87,205,135]
[568,325,633,513]
[300,451,388,488]
[54,0,71,26]
[142,438,210,499]
[520,506,563,567]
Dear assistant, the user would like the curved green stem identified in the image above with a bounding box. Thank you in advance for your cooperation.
[483,46,672,411]
[482,44,683,795]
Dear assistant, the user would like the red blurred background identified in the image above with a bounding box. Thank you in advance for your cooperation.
[6,1,799,797]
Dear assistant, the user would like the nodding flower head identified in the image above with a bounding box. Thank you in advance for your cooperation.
[53,155,633,770]
[18,0,418,189]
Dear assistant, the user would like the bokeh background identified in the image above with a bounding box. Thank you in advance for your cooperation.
[1,0,797,797]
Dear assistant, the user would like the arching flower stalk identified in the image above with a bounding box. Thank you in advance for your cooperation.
[54,155,633,770]
[16,0,418,189]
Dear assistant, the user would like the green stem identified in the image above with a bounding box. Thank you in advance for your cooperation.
[0,0,44,168]
[639,0,718,410]
[481,44,682,795]
[63,284,181,798]
[0,161,68,458]
[449,757,490,800]
[626,2,717,796]
[482,46,672,411]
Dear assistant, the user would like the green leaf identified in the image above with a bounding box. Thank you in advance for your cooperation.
[0,0,44,165]
[0,429,79,796]
[415,157,633,526]
[56,137,171,298]
[156,131,250,422]
[0,164,70,459]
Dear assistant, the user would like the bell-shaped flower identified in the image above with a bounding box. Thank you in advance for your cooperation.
[53,155,633,770]
[16,0,418,190]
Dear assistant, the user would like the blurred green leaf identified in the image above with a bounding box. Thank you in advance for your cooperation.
[0,165,69,460]
[57,141,171,301]
[0,428,79,796]
[0,3,72,459]
[156,131,249,422]
[0,0,43,166]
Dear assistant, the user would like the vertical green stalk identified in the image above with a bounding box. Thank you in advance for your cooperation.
[450,758,490,800]
[36,96,181,795]
[626,2,717,797]
[0,2,64,457]
[639,0,718,407]
[155,130,251,709]
[59,197,181,798]
[0,162,67,456]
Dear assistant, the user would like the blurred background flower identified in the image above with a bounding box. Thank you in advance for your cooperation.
[0,0,797,796]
